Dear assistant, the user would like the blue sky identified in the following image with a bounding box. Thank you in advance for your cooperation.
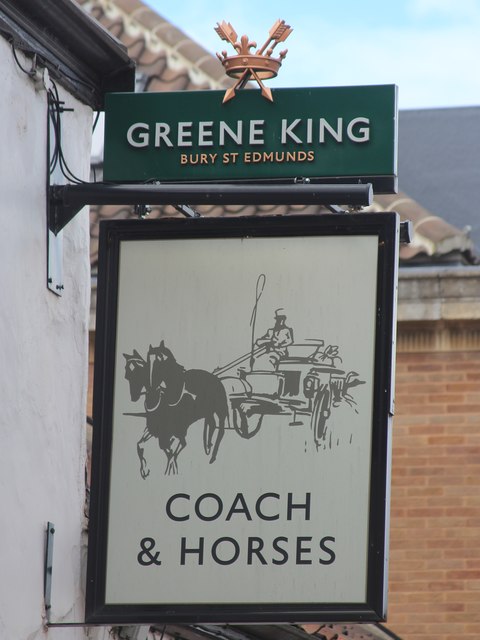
[143,0,480,109]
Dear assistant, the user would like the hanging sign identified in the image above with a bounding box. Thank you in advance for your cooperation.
[103,84,398,192]
[86,213,398,625]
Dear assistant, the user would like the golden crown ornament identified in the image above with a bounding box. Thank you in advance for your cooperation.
[215,19,293,103]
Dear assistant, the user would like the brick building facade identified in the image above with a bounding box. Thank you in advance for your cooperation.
[385,269,480,639]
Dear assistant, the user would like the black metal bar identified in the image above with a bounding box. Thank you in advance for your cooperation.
[57,182,373,206]
[49,182,373,235]
[208,175,397,194]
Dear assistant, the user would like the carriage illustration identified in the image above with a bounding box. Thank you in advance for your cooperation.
[123,336,364,477]
[123,275,365,476]
[214,339,365,449]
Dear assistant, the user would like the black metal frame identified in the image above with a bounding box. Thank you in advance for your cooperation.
[87,213,398,625]
[47,180,411,242]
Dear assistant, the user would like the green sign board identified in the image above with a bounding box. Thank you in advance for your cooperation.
[104,85,398,192]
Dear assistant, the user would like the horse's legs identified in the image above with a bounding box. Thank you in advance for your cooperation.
[164,436,185,475]
[163,437,175,475]
[171,456,178,475]
[163,447,172,475]
[137,427,152,479]
[172,438,185,474]
[165,452,174,476]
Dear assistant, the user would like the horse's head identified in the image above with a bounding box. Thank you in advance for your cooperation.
[147,340,181,390]
[123,350,148,402]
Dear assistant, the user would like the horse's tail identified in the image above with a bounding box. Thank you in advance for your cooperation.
[219,376,252,430]
[220,382,231,429]
[202,379,231,461]
[202,390,229,457]
[203,419,212,456]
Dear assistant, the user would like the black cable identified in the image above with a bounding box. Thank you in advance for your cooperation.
[92,110,101,133]
[6,27,97,186]
[48,89,61,173]
[158,624,167,640]
[11,40,34,76]
[48,79,86,184]
[91,111,102,183]
[4,25,97,92]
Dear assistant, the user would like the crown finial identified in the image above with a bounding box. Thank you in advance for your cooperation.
[215,19,293,103]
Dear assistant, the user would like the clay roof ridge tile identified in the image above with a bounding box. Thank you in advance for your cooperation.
[195,53,219,68]
[413,214,443,231]
[96,0,226,89]
[129,6,155,20]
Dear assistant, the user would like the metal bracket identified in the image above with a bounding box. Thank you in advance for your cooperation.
[43,522,140,630]
[47,228,64,294]
[44,522,55,623]
[326,204,348,214]
[46,177,408,297]
[47,97,64,295]
[173,204,202,218]
[400,220,413,244]
[48,181,374,234]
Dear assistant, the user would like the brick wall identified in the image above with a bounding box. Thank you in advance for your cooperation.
[387,347,480,640]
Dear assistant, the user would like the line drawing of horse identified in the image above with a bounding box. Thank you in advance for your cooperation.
[123,341,228,477]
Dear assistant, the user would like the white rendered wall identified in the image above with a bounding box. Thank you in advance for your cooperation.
[0,37,101,639]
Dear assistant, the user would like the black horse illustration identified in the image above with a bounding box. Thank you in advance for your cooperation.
[124,341,227,476]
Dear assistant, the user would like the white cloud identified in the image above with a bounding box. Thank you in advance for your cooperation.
[145,0,480,109]
[408,0,480,20]
[268,19,480,108]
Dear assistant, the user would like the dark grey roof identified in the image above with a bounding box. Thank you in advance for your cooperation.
[398,107,480,250]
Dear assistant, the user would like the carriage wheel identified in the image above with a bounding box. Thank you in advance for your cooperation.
[311,384,331,448]
[232,407,264,439]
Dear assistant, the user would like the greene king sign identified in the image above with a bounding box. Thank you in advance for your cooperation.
[104,85,398,191]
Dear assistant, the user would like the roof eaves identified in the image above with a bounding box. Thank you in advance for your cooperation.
[0,0,135,109]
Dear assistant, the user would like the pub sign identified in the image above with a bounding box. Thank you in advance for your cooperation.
[103,85,398,192]
[86,213,398,624]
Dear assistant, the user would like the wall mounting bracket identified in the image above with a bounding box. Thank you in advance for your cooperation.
[48,181,374,236]
[48,180,411,242]
[43,522,150,632]
[46,180,410,292]
[44,522,55,623]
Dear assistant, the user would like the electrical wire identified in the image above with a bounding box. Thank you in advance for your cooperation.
[48,79,87,184]
[48,87,61,174]
[6,31,95,185]
[92,110,101,133]
[11,40,34,76]
[3,24,97,93]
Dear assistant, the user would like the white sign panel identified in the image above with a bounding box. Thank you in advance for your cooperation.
[86,214,398,624]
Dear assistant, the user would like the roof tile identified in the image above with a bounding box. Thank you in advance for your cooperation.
[370,192,476,263]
